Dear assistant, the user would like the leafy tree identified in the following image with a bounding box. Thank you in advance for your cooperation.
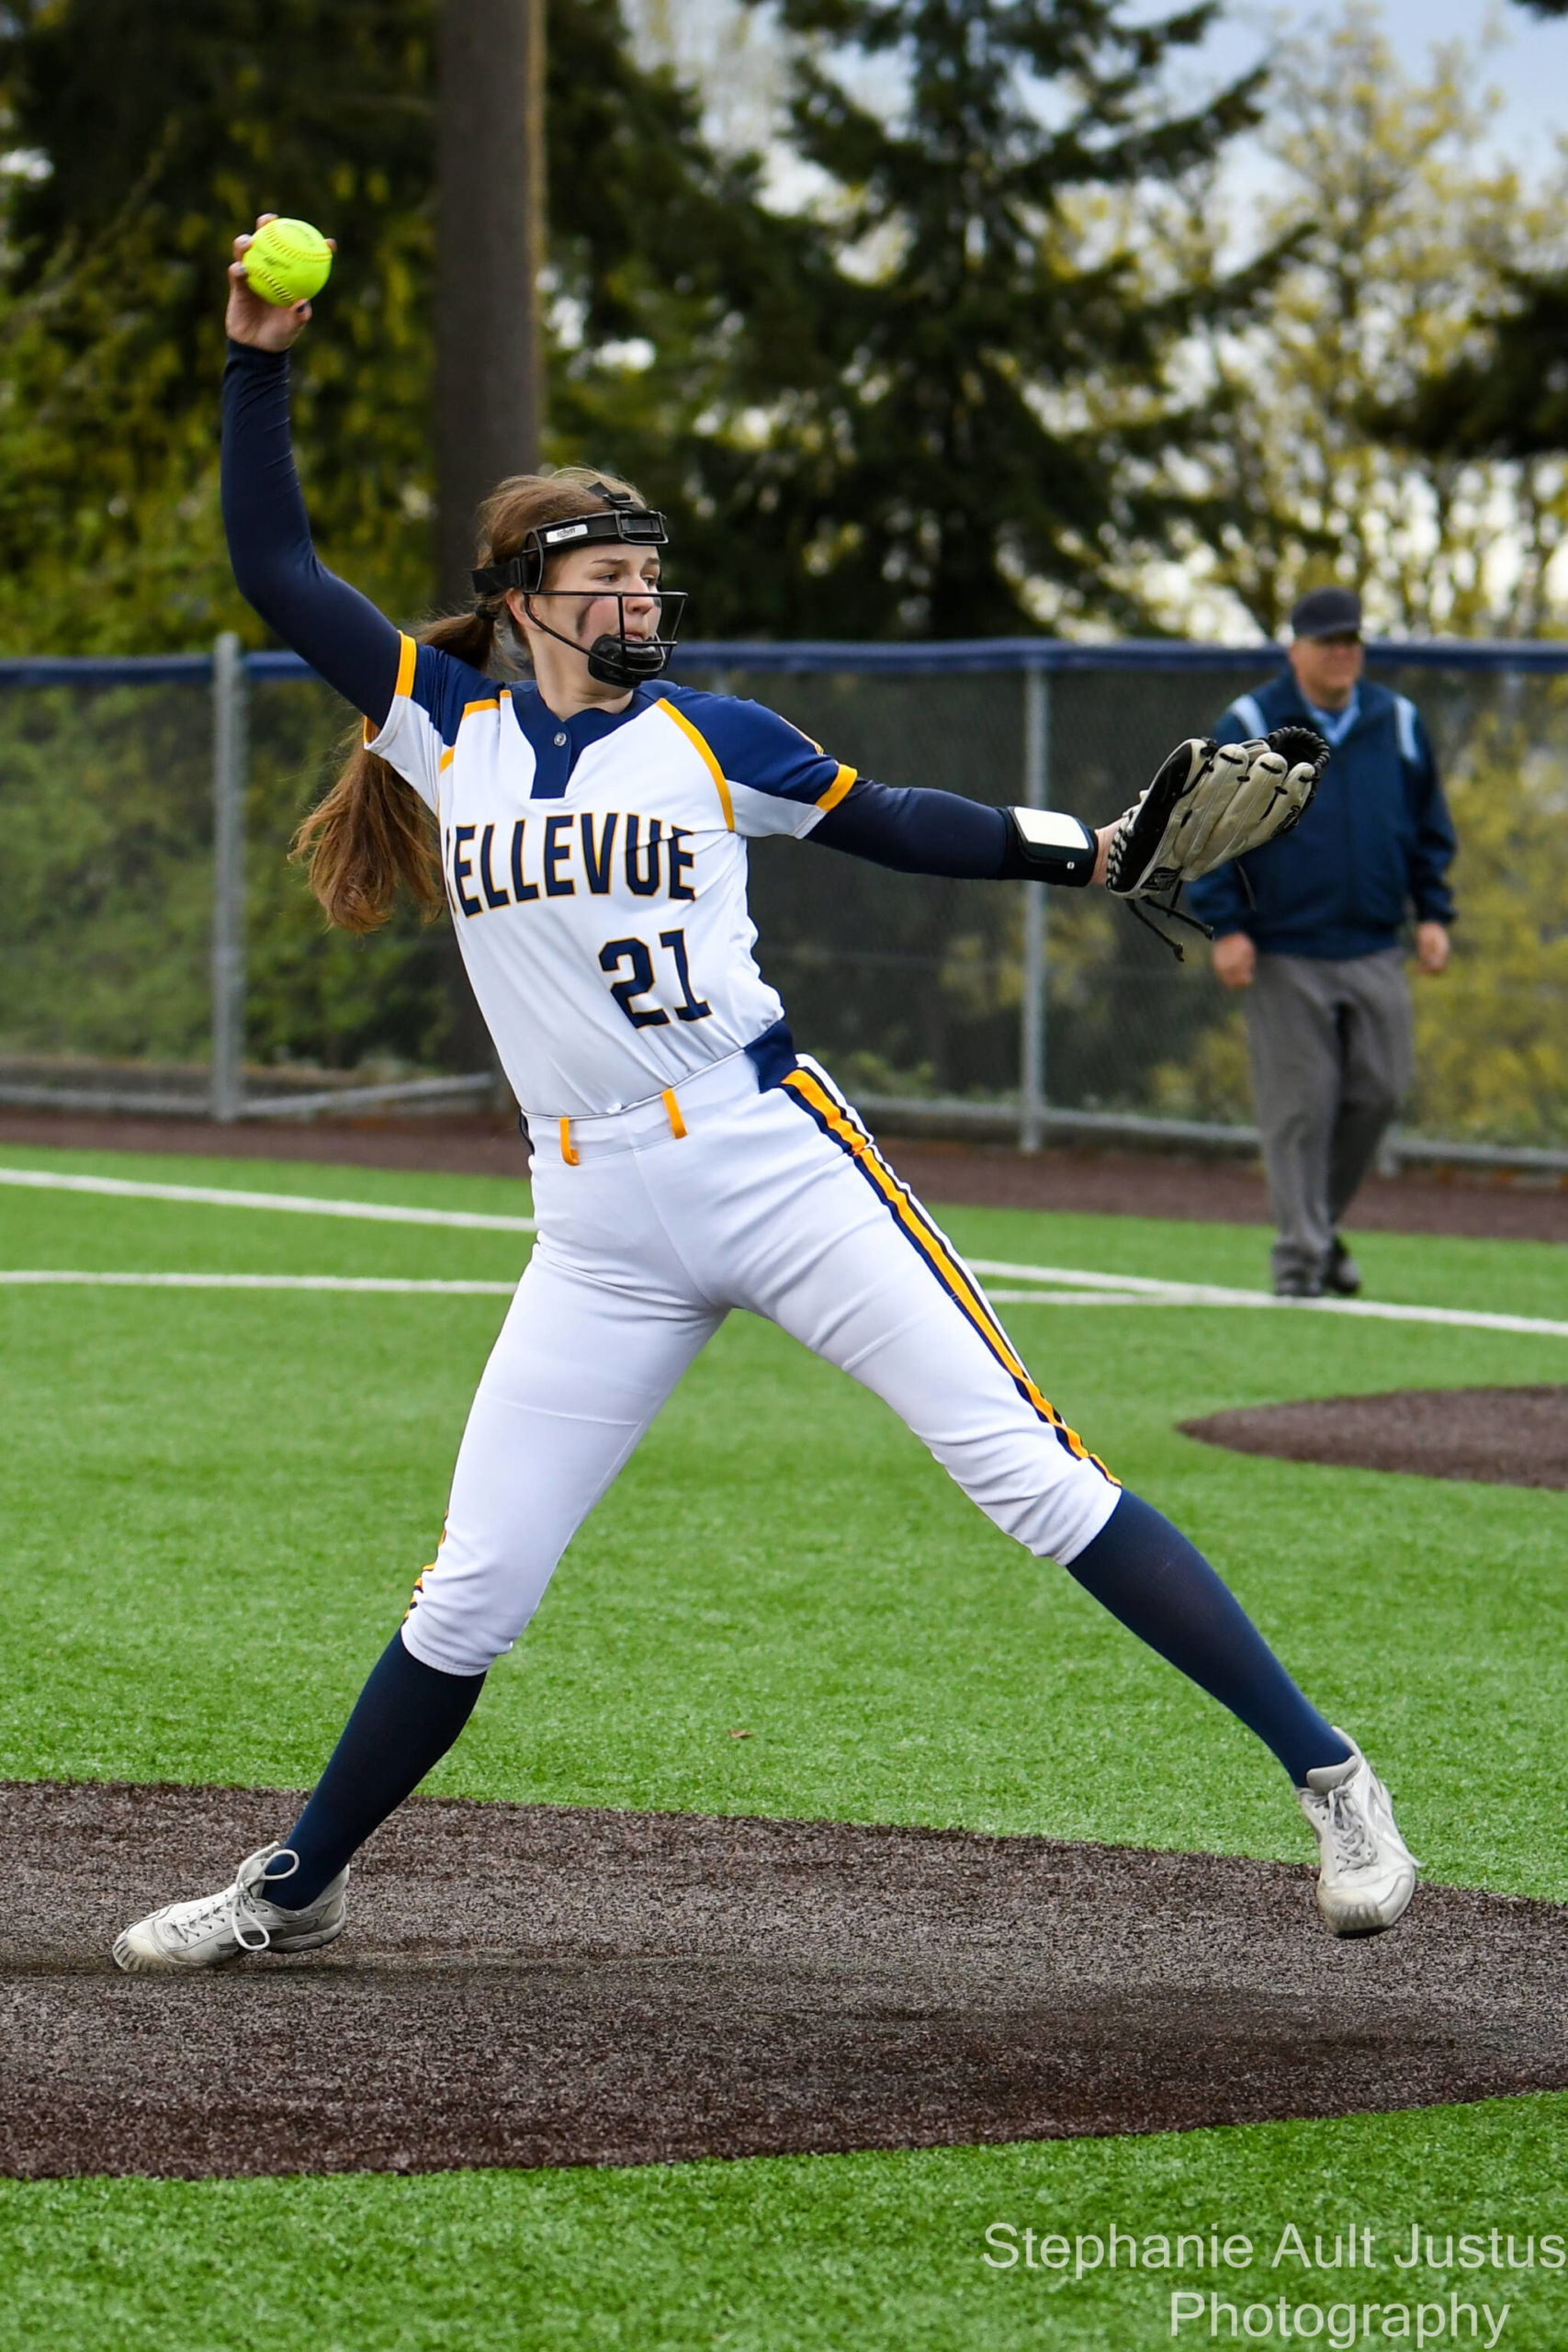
[0,682,215,1062]
[0,0,438,650]
[1381,268,1568,473]
[0,0,839,1076]
[1406,707,1568,1145]
[0,0,828,651]
[1357,7,1568,519]
[1136,9,1568,639]
[0,0,1285,1091]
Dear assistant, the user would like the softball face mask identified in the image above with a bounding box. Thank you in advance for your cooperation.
[472,485,689,688]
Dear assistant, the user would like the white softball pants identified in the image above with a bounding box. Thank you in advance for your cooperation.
[402,1052,1120,1677]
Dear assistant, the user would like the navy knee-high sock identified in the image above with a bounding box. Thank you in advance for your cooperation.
[268,1632,486,1909]
[1066,1491,1349,1785]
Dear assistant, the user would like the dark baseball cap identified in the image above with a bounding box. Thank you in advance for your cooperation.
[1290,586,1362,639]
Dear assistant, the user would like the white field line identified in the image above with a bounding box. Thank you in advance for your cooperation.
[970,1262,1568,1340]
[0,1165,536,1234]
[969,1256,1202,1295]
[3,1167,1562,1340]
[0,1271,515,1295]
[2,1267,1562,1340]
[985,1289,1188,1306]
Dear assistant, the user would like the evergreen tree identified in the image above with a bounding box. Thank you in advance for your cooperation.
[1383,270,1568,466]
[0,0,1274,650]
[686,0,1269,638]
[1373,0,1567,469]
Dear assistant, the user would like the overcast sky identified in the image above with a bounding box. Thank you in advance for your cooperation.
[1200,0,1566,166]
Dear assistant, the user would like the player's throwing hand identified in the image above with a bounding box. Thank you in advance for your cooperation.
[226,213,335,353]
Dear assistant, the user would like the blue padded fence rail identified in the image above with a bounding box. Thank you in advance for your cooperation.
[0,653,215,687]
[2,636,1568,688]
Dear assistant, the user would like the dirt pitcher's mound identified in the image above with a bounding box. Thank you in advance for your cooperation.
[6,1780,1568,2181]
[1180,1385,1568,1490]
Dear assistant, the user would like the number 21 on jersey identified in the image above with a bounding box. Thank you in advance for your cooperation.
[599,930,713,1029]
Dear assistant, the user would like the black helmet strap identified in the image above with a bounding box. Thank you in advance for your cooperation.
[514,587,690,689]
[471,483,670,599]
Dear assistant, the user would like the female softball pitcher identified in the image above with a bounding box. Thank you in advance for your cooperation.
[114,223,1416,1969]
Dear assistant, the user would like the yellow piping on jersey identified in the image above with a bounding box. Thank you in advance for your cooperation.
[363,633,422,744]
[559,1117,581,1167]
[657,698,735,831]
[431,698,498,770]
[661,1088,687,1139]
[815,763,856,813]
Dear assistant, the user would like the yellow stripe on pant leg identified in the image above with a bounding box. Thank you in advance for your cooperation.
[784,1069,1038,1386]
[783,1066,1113,1477]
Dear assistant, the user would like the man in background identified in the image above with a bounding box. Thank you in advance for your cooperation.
[1187,588,1457,1298]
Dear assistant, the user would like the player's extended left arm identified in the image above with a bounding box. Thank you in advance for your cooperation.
[811,780,1107,886]
[811,725,1328,897]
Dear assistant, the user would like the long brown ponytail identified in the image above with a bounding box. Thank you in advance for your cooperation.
[292,466,650,933]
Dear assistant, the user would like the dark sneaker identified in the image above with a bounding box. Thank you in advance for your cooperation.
[1325,1236,1362,1295]
[1272,1271,1324,1298]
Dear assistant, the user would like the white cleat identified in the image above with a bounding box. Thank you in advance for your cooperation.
[112,1844,348,1973]
[1298,1733,1418,1938]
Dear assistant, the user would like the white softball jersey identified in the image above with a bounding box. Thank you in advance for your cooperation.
[368,632,855,1127]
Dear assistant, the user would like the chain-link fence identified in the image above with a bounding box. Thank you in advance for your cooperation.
[4,636,1566,1166]
[0,644,479,1120]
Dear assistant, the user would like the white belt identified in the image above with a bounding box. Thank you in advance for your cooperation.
[537,1050,768,1166]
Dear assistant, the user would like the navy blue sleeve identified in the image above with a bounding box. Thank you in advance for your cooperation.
[221,342,402,726]
[659,684,852,806]
[810,779,1010,876]
[1406,715,1457,926]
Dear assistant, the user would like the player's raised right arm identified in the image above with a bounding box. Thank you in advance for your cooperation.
[221,221,402,728]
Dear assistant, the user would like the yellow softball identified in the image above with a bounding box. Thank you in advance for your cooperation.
[243,218,333,307]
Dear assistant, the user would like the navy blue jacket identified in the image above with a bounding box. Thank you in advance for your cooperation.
[1185,671,1457,959]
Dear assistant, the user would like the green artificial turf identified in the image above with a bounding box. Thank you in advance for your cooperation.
[6,2096,1568,2350]
[2,1142,1565,2350]
[2,1145,1563,1887]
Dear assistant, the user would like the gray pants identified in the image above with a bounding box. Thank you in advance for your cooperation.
[1244,948,1413,1285]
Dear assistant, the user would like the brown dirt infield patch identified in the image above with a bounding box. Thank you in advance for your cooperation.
[6,1781,1568,2180]
[1181,1386,1568,1491]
